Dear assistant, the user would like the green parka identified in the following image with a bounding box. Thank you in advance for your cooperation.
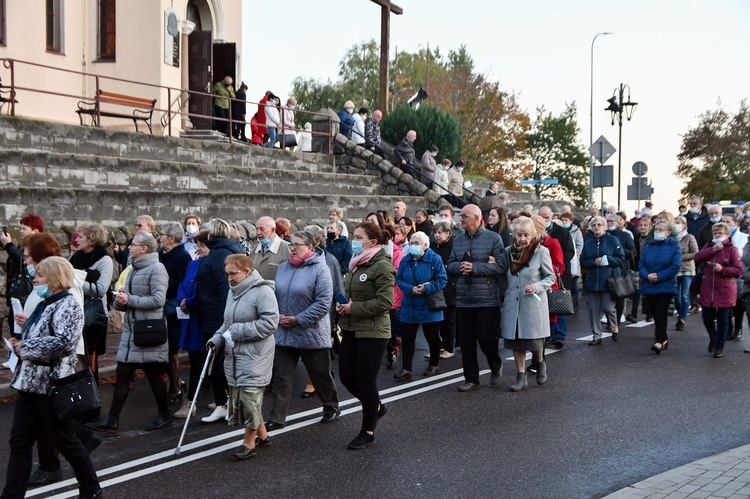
[340,248,394,339]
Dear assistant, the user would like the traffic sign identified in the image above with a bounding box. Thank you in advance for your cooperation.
[628,184,653,200]
[589,136,616,165]
[632,161,648,176]
[520,179,536,186]
[540,179,559,185]
[592,165,614,188]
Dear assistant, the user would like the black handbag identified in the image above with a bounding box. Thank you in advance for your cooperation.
[84,296,108,329]
[132,318,167,347]
[48,364,102,421]
[608,273,636,299]
[425,290,447,311]
[689,270,703,295]
[8,260,34,305]
[547,272,575,316]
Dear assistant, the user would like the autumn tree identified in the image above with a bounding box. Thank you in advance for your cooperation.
[381,104,462,165]
[676,100,750,202]
[524,103,589,205]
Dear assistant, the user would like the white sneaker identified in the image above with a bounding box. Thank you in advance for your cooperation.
[620,314,626,323]
[1,361,9,369]
[600,315,607,323]
[440,350,455,359]
[173,400,196,419]
[201,405,227,423]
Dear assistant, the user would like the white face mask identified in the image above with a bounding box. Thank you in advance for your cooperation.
[674,223,683,232]
[186,225,198,235]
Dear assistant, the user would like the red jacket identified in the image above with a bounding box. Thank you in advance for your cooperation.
[695,239,742,308]
[256,96,268,127]
[542,235,564,322]
[250,115,264,145]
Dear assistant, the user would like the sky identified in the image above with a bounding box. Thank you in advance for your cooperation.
[242,0,750,214]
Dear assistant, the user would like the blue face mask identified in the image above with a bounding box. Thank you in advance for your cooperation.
[409,245,423,257]
[710,217,722,223]
[34,284,52,299]
[351,240,364,255]
[26,264,36,278]
[562,223,571,229]
[258,237,271,248]
[731,227,738,237]
[607,226,616,231]
[653,232,667,241]
[544,221,551,229]
[712,237,725,244]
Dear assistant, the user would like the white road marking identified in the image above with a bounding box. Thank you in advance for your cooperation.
[505,348,560,361]
[575,333,613,341]
[32,368,484,497]
[625,321,654,328]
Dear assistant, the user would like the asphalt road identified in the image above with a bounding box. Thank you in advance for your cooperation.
[1,305,749,499]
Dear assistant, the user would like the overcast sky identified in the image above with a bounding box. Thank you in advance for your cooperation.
[242,0,750,212]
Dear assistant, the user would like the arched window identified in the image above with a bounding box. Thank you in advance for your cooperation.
[97,0,116,60]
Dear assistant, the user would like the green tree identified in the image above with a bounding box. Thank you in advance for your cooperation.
[381,104,462,165]
[676,100,750,202]
[524,103,589,205]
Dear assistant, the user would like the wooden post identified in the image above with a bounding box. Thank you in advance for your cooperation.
[370,0,402,117]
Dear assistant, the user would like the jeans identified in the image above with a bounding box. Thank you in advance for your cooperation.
[265,127,277,148]
[676,275,693,320]
[702,307,731,351]
[456,307,503,384]
[550,315,568,340]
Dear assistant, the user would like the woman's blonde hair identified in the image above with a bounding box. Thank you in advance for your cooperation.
[36,256,75,291]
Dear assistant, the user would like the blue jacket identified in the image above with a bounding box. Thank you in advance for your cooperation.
[177,258,204,351]
[159,243,192,315]
[274,248,333,350]
[397,248,448,324]
[608,228,636,270]
[325,236,352,274]
[638,237,682,296]
[581,233,626,292]
[196,238,244,336]
[338,109,354,139]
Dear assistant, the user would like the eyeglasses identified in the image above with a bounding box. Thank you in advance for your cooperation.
[590,223,604,227]
[290,243,309,248]
[459,214,472,219]
[159,233,169,237]
[225,270,243,277]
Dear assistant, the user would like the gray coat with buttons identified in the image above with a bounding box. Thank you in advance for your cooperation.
[501,245,556,340]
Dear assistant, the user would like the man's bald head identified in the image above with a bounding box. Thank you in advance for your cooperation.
[255,216,277,241]
[538,206,553,221]
[460,204,482,234]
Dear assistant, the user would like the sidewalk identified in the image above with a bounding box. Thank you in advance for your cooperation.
[605,444,750,498]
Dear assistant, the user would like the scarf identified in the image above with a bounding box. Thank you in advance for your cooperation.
[509,238,540,275]
[676,228,688,241]
[68,245,108,270]
[289,250,315,267]
[349,245,381,272]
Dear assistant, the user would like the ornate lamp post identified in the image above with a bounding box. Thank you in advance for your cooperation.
[605,83,637,208]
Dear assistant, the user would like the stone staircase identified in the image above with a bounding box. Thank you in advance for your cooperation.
[0,117,411,227]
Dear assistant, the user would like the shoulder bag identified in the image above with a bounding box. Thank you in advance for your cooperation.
[49,361,102,421]
[689,269,703,295]
[8,259,34,306]
[128,270,167,347]
[608,271,636,300]
[412,260,447,311]
[547,271,575,316]
[84,294,108,330]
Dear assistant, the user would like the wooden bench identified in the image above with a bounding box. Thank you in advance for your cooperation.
[76,90,157,134]
[0,85,18,115]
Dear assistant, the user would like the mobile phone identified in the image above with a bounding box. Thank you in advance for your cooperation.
[335,292,349,305]
[1,225,7,235]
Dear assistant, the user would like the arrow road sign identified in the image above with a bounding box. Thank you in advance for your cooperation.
[589,136,616,165]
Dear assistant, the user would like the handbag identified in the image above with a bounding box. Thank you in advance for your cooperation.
[689,269,703,295]
[425,290,447,311]
[281,133,297,148]
[132,318,167,347]
[84,296,108,329]
[8,260,34,305]
[547,272,575,316]
[48,362,101,421]
[608,273,636,299]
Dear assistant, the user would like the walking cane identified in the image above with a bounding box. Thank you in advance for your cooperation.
[174,349,215,456]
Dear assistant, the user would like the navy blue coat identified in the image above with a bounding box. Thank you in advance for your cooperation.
[177,258,204,351]
[638,237,681,296]
[581,233,626,292]
[337,109,354,139]
[608,228,636,270]
[397,248,448,324]
[325,236,352,274]
[159,243,192,314]
[196,238,244,336]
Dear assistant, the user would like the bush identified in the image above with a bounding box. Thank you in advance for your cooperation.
[381,104,462,164]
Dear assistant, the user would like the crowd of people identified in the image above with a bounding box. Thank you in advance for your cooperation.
[2,194,750,495]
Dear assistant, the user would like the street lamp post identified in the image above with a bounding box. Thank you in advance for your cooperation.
[605,83,637,208]
[589,32,612,209]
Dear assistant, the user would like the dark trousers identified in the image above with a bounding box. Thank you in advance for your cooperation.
[456,307,503,384]
[400,322,442,371]
[36,420,94,473]
[187,350,208,401]
[268,346,339,425]
[730,300,744,334]
[387,309,402,355]
[109,362,169,419]
[702,307,731,351]
[338,331,387,433]
[2,392,100,499]
[646,293,673,343]
[84,325,107,383]
[440,305,457,353]
[208,341,228,406]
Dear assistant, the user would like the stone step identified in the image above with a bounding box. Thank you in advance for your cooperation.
[0,149,381,196]
[0,116,337,174]
[0,186,411,227]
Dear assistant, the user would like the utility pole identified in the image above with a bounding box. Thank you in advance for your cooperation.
[370,0,403,116]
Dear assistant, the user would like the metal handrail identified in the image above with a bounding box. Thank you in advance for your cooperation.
[0,57,333,150]
[160,89,189,130]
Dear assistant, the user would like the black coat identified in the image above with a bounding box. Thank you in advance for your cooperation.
[430,239,457,306]
[546,223,575,289]
[196,238,244,336]
[159,244,192,302]
[232,88,247,118]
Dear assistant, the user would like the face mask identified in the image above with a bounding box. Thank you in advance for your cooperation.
[351,240,364,255]
[443,166,450,171]
[34,284,52,299]
[679,211,687,216]
[562,223,571,229]
[327,232,336,241]
[710,216,721,223]
[26,264,36,278]
[458,168,464,173]
[654,232,667,241]
[543,221,551,229]
[635,215,642,219]
[712,238,725,244]
[409,245,423,257]
[674,224,683,232]
[258,237,271,248]
[431,152,437,157]
[289,105,296,110]
[731,227,738,237]
[440,216,451,222]
[186,225,198,235]
[690,206,699,214]
[607,226,616,231]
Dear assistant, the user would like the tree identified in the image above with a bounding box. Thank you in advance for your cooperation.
[381,104,462,165]
[676,100,750,202]
[524,103,589,205]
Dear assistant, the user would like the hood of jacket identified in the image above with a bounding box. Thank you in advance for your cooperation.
[132,251,159,270]
[231,269,275,300]
[205,237,244,254]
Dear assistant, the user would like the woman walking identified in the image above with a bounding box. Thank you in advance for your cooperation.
[673,216,698,330]
[335,222,394,450]
[639,220,682,354]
